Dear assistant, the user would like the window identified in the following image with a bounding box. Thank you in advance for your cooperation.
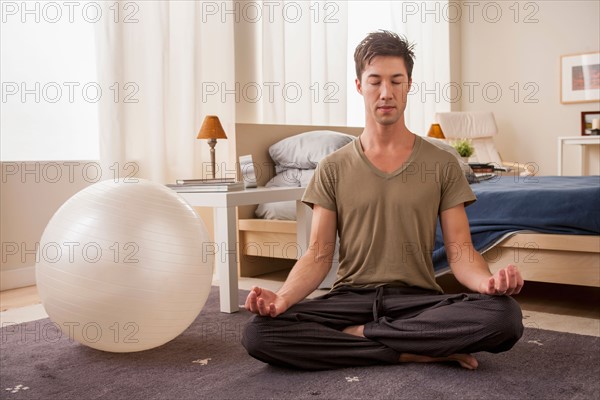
[346,1,399,127]
[1,1,99,161]
[346,1,451,134]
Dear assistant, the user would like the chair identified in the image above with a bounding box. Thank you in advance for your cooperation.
[435,111,530,174]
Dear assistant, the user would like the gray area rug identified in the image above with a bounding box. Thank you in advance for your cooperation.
[1,287,599,400]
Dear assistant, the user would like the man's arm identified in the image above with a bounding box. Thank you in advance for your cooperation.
[245,205,338,317]
[440,204,524,296]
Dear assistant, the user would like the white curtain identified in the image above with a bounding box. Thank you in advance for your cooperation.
[95,1,236,183]
[95,0,451,179]
[237,0,450,132]
[235,1,349,126]
[346,1,452,135]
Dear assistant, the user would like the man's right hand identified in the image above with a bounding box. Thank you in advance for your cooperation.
[244,206,337,318]
[244,286,288,317]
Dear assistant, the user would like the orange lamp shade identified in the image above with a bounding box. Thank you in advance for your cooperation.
[427,123,445,139]
[197,115,228,140]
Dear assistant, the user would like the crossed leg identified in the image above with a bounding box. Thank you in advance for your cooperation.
[242,287,523,370]
[342,324,478,370]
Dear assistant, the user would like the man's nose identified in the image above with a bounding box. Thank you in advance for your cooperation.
[380,81,392,99]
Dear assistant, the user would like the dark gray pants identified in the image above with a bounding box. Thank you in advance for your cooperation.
[241,286,524,370]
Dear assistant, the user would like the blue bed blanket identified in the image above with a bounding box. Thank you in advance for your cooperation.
[433,176,600,273]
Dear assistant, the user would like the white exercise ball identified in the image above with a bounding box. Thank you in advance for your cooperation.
[35,179,213,352]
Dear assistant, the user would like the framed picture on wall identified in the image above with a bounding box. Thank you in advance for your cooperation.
[561,52,600,104]
[581,111,600,136]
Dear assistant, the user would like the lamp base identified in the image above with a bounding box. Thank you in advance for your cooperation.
[207,138,217,179]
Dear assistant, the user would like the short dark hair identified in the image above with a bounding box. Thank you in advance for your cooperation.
[354,30,416,81]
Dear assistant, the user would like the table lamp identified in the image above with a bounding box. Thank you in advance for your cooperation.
[197,115,228,179]
[427,123,445,139]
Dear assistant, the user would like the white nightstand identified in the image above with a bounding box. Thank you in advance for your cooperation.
[557,136,600,175]
[178,187,310,313]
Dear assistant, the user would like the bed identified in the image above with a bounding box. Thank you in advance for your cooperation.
[234,123,363,280]
[434,176,600,287]
[234,123,600,288]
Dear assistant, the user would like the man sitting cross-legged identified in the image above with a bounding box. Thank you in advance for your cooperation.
[241,30,524,371]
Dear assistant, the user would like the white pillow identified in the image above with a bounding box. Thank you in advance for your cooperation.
[255,169,316,220]
[261,168,316,188]
[255,201,297,220]
[269,130,355,170]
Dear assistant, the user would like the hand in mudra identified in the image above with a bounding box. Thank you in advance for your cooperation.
[479,264,524,296]
[244,286,288,317]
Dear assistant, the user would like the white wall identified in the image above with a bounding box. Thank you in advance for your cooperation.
[458,0,600,175]
[0,162,215,291]
[0,162,97,290]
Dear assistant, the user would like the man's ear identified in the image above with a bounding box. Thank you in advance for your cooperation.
[355,78,362,95]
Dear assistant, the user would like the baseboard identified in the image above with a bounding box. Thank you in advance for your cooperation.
[0,266,36,291]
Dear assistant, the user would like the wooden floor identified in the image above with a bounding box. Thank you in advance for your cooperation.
[2,276,598,334]
[0,285,41,312]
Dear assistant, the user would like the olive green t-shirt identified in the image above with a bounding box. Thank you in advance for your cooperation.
[302,135,476,293]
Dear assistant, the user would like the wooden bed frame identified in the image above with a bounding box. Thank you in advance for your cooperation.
[234,123,600,288]
[483,233,599,287]
[233,123,362,278]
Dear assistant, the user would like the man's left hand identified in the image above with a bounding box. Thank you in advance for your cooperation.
[479,264,524,296]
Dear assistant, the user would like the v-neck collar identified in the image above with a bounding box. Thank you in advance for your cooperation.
[354,134,422,179]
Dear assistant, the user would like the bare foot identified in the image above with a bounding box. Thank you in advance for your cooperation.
[399,353,478,370]
[342,325,365,338]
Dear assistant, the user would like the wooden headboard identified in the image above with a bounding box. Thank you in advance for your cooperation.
[233,123,363,219]
[234,123,363,186]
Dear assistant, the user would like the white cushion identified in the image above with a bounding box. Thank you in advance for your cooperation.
[436,112,498,139]
[254,201,296,220]
[254,169,316,220]
[269,130,355,171]
[469,138,503,165]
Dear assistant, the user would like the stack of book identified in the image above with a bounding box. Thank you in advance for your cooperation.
[468,163,498,182]
[166,178,244,193]
[469,163,510,173]
[469,163,495,173]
